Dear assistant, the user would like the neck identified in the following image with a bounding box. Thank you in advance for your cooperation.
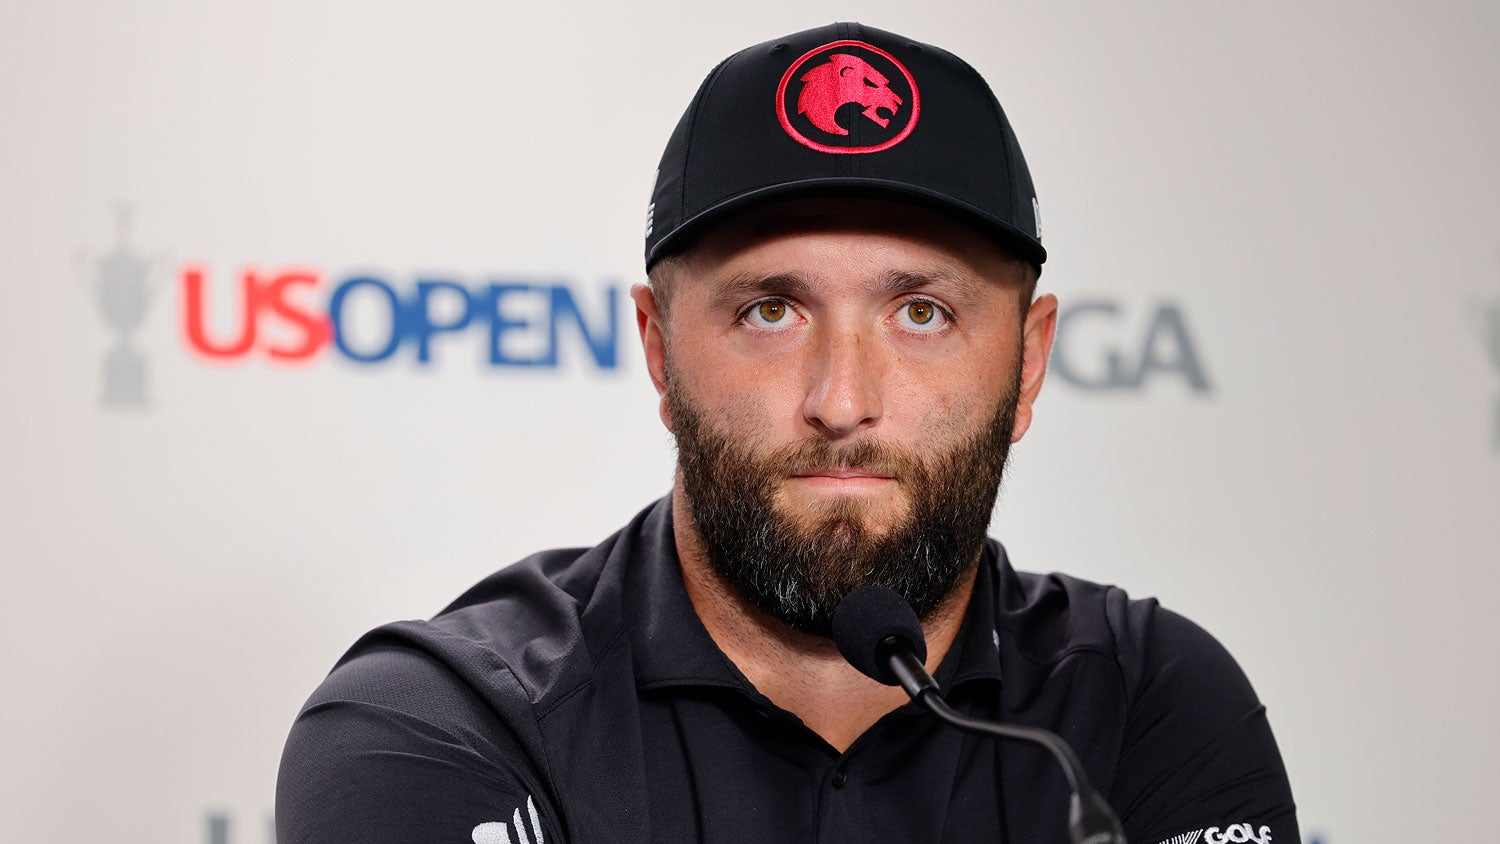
[669,483,978,753]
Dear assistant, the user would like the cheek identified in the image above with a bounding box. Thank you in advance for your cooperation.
[671,335,804,415]
[886,345,1008,421]
[888,390,982,448]
[670,360,792,444]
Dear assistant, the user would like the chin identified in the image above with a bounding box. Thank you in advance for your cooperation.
[775,487,909,536]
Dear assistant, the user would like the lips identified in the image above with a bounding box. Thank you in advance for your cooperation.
[792,469,895,480]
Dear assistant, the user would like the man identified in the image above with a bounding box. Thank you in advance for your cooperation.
[277,22,1298,844]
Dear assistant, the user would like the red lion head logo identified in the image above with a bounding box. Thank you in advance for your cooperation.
[795,53,904,137]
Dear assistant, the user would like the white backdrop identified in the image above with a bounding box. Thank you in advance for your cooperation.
[2,2,1497,843]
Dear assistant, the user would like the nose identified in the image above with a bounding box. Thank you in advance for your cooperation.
[802,324,884,438]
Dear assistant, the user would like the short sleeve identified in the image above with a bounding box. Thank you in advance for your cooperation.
[275,644,563,844]
[1110,604,1299,844]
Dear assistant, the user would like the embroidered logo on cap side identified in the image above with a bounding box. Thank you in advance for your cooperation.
[775,40,920,154]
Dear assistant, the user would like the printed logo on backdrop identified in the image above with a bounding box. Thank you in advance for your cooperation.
[84,209,1215,406]
[1051,299,1212,394]
[83,206,625,412]
[84,205,160,410]
[181,265,620,370]
[205,811,273,844]
[1471,281,1500,451]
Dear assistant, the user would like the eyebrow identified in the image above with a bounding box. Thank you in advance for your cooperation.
[705,266,982,310]
[878,268,983,301]
[705,271,817,311]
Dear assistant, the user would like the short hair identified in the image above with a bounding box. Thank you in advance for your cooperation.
[646,251,688,323]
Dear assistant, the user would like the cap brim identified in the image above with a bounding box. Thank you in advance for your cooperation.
[645,177,1047,270]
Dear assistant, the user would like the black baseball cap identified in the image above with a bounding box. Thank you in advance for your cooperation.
[644,21,1045,271]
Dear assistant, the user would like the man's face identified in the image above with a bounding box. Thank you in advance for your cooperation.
[634,198,1057,635]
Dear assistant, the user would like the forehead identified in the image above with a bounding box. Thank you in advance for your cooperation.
[677,197,1024,291]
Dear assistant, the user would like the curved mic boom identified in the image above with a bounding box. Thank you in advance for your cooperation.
[832,585,1127,844]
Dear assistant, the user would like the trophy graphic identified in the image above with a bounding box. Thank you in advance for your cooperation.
[92,205,153,409]
[1474,288,1500,451]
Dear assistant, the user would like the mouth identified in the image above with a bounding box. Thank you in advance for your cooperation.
[793,469,894,480]
[789,468,896,490]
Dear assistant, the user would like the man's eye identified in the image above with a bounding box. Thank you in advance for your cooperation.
[743,299,797,328]
[896,299,948,330]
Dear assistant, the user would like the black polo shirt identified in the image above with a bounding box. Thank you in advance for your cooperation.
[276,497,1298,844]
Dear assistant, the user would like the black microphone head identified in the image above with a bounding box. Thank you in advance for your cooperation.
[832,586,928,686]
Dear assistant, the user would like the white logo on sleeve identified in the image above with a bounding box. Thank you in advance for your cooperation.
[471,795,545,844]
[1159,824,1271,844]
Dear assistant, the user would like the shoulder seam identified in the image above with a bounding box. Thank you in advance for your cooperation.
[534,623,630,721]
[993,636,1120,669]
[1101,583,1132,708]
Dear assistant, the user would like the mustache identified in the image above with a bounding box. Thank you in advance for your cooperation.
[764,437,922,480]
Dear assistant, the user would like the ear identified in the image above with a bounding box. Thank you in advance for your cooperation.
[630,282,673,432]
[1011,293,1058,444]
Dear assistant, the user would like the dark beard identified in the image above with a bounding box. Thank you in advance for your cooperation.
[668,364,1020,637]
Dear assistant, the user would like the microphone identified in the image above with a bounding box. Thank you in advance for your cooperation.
[832,585,1127,844]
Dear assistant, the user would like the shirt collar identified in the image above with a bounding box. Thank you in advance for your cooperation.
[627,497,749,691]
[625,496,1004,693]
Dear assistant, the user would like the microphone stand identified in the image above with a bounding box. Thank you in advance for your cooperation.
[885,640,1127,844]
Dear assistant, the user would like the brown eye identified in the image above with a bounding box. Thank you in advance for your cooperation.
[757,301,787,323]
[906,301,935,325]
